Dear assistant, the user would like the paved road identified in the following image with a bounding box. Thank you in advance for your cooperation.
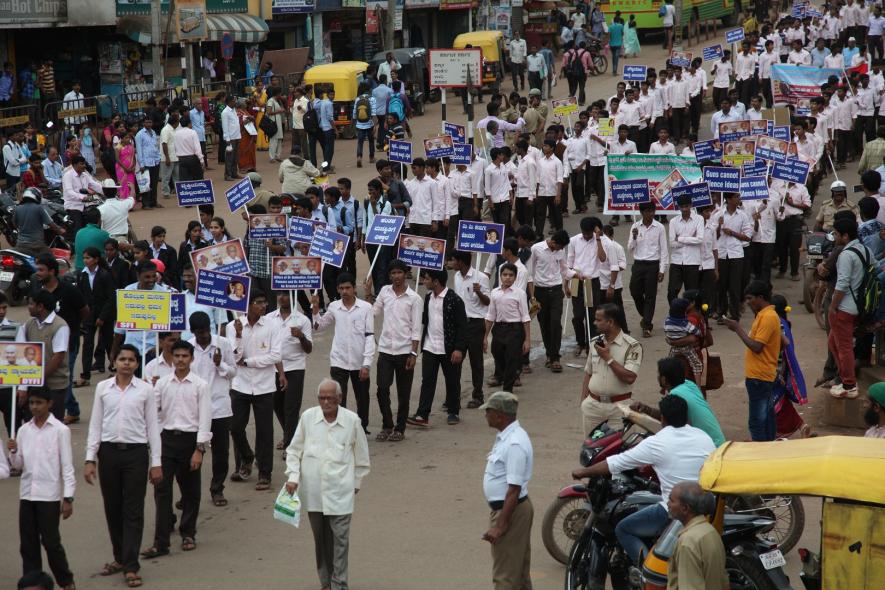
[0,38,858,589]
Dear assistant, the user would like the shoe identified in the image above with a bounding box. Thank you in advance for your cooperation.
[467,399,483,409]
[447,414,460,425]
[487,376,502,387]
[790,274,801,282]
[830,383,857,398]
[514,377,522,387]
[843,385,859,399]
[63,415,80,425]
[406,415,429,427]
[357,159,362,168]
[230,463,252,481]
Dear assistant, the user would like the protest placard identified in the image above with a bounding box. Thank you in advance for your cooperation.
[169,293,188,331]
[726,28,745,43]
[671,182,713,207]
[610,179,651,206]
[623,65,647,82]
[397,234,446,270]
[190,239,250,276]
[694,139,722,162]
[669,50,692,68]
[771,159,810,184]
[451,142,472,165]
[288,216,316,244]
[424,135,455,158]
[271,256,323,291]
[651,169,687,209]
[248,214,289,240]
[176,179,214,207]
[772,125,791,141]
[718,120,752,142]
[702,44,723,61]
[195,270,251,313]
[225,176,255,213]
[742,158,769,177]
[0,343,44,386]
[722,140,757,168]
[703,166,741,192]
[309,226,349,268]
[755,136,789,163]
[739,175,770,201]
[444,122,466,143]
[455,220,505,254]
[365,214,405,246]
[552,96,578,117]
[389,140,412,164]
[597,117,616,138]
[115,290,173,330]
[750,120,770,135]
[604,154,702,214]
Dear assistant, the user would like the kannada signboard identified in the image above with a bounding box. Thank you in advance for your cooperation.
[365,214,405,246]
[609,179,651,206]
[604,154,702,215]
[424,135,455,158]
[190,239,251,276]
[397,234,446,270]
[455,221,505,254]
[694,139,722,163]
[671,182,713,207]
[115,290,173,331]
[309,227,349,268]
[0,343,44,386]
[771,159,810,184]
[288,216,316,244]
[702,166,741,192]
[703,44,723,61]
[755,136,789,163]
[726,28,745,43]
[388,140,413,164]
[428,49,483,87]
[623,65,647,82]
[668,50,692,68]
[176,179,215,207]
[451,142,472,165]
[225,176,255,212]
[444,122,465,143]
[248,214,289,240]
[195,270,251,313]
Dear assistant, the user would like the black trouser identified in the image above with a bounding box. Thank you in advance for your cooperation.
[224,139,240,179]
[366,244,391,295]
[230,390,274,479]
[178,154,203,182]
[20,500,73,586]
[273,369,305,447]
[343,239,357,275]
[568,75,587,105]
[856,115,876,153]
[689,94,702,135]
[292,129,308,155]
[492,322,525,392]
[736,76,756,109]
[534,195,561,236]
[835,129,852,163]
[217,136,227,164]
[776,215,802,276]
[712,87,728,112]
[307,132,321,167]
[465,317,485,400]
[322,129,336,166]
[374,116,387,148]
[600,286,629,333]
[560,174,570,214]
[153,430,201,550]
[570,170,585,211]
[459,196,479,221]
[511,62,525,90]
[870,35,884,63]
[209,416,231,498]
[82,317,113,379]
[572,278,601,348]
[322,263,341,303]
[515,198,533,227]
[535,285,564,361]
[699,268,717,310]
[760,78,773,108]
[446,214,461,254]
[667,264,699,303]
[528,70,542,92]
[66,209,83,234]
[629,260,660,330]
[97,442,149,574]
[415,350,462,419]
[492,201,513,236]
[376,352,414,433]
[749,242,775,285]
[717,257,744,320]
[330,366,370,430]
[587,165,605,208]
[670,107,687,144]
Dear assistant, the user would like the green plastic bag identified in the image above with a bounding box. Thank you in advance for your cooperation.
[273,485,302,528]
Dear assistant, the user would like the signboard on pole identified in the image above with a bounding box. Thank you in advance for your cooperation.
[190,239,251,276]
[428,48,483,87]
[309,227,350,268]
[195,270,251,314]
[288,216,317,244]
[271,257,323,290]
[771,159,810,184]
[176,0,208,42]
[552,97,579,117]
[225,176,255,213]
[694,139,722,162]
[726,28,745,43]
[610,179,651,206]
[668,50,692,68]
[389,140,413,164]
[702,44,723,61]
[451,143,472,165]
[397,234,446,270]
[455,220,505,254]
[702,166,741,192]
[424,135,455,157]
[176,179,214,207]
[0,343,44,386]
[444,122,465,143]
[670,182,713,208]
[623,65,647,82]
[739,176,770,201]
[115,290,173,331]
[365,214,405,246]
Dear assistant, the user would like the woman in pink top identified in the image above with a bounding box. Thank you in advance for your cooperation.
[115,133,137,199]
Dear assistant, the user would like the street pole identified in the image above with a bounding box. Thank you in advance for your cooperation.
[152,0,165,89]
[386,0,396,50]
[466,65,474,142]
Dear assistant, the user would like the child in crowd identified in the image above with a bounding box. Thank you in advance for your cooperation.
[664,297,704,384]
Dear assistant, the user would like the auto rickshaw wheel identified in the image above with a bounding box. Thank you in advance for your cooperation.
[340,123,356,140]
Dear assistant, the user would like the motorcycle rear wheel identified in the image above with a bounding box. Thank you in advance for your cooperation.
[542,497,589,564]
[593,55,608,76]
[726,494,805,555]
[725,554,778,590]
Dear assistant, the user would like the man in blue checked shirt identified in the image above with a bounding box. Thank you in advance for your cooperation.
[353,83,377,168]
[0,63,14,107]
[135,118,162,209]
[42,147,64,189]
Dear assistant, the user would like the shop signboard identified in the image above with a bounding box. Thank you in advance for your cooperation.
[273,0,313,11]
[1,0,67,22]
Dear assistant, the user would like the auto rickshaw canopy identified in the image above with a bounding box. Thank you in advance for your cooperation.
[699,436,885,504]
[302,61,369,102]
[453,31,503,62]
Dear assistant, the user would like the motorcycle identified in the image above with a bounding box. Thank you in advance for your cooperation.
[0,190,17,246]
[0,248,37,304]
[586,38,609,76]
[543,417,805,565]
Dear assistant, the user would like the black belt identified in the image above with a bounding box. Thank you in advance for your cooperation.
[535,285,561,290]
[489,495,528,511]
[467,317,485,323]
[163,429,197,436]
[634,260,660,265]
[494,321,524,327]
[100,442,147,451]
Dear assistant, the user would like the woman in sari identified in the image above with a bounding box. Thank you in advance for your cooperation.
[623,14,641,58]
[237,98,258,173]
[772,295,813,438]
[666,289,713,396]
[253,80,269,151]
[115,133,138,200]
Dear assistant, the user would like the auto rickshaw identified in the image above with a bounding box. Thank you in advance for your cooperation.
[453,31,505,95]
[302,61,368,139]
[641,436,885,590]
[369,48,438,116]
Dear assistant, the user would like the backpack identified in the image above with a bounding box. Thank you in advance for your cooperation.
[846,246,881,326]
[659,4,667,17]
[355,95,372,123]
[303,100,321,135]
[388,93,405,120]
[568,50,586,79]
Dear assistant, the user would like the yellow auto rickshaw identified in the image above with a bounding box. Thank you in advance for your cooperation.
[642,436,885,590]
[302,61,368,139]
[453,31,505,94]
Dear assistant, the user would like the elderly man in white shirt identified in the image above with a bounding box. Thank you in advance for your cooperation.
[509,31,528,91]
[285,378,370,590]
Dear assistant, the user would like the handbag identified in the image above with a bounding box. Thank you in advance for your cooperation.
[704,351,724,391]
[260,103,279,138]
[136,169,151,194]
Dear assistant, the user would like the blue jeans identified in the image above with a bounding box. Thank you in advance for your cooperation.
[65,336,80,417]
[611,45,621,74]
[745,378,776,441]
[614,503,670,565]
[356,127,375,159]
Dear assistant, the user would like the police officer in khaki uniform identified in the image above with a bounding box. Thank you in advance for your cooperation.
[580,302,642,433]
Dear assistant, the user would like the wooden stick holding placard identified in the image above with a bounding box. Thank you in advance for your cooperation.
[10,387,16,438]
[366,246,382,282]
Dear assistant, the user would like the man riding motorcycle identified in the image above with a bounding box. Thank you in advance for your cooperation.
[570,395,715,568]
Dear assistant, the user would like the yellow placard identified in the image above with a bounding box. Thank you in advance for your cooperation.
[59,106,97,119]
[597,117,616,138]
[0,114,31,128]
[0,342,44,386]
[115,290,172,331]
[128,100,148,110]
[721,139,757,168]
[552,96,578,117]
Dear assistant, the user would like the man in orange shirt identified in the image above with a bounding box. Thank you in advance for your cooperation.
[723,280,781,441]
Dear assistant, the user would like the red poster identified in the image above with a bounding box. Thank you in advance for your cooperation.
[366,9,379,33]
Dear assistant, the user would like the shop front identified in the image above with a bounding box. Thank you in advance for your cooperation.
[403,0,438,49]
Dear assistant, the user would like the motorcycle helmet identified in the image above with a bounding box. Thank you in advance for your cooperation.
[21,187,42,203]
[830,180,848,193]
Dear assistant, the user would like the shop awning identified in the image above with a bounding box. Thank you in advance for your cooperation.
[119,14,269,45]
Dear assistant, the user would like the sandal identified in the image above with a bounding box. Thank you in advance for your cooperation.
[73,378,90,388]
[550,361,563,373]
[100,562,124,576]
[125,573,143,588]
[212,494,228,507]
[181,537,196,551]
[140,546,169,559]
[388,431,405,442]
[375,429,392,442]
[255,478,271,491]
[467,399,483,409]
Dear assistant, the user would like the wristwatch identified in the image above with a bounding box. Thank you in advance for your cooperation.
[605,357,615,366]
[64,497,74,504]
[196,444,207,454]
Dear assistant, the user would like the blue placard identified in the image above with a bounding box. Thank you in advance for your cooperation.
[195,270,251,314]
[225,176,255,213]
[771,160,810,184]
[755,141,788,163]
[389,140,412,164]
[671,182,713,208]
[772,125,790,141]
[807,8,822,17]
[623,65,647,82]
[742,159,768,176]
[189,239,251,276]
[365,214,405,246]
[726,28,745,44]
[175,179,214,207]
[702,166,741,192]
[455,220,505,254]
[271,256,323,291]
[288,216,316,244]
[424,135,455,158]
[397,234,446,270]
[791,4,807,18]
[444,122,466,143]
[669,52,691,68]
[703,44,723,61]
[610,179,651,206]
[248,214,289,240]
[169,293,187,331]
[452,142,472,165]
[657,178,686,210]
[694,139,722,163]
[739,175,770,201]
[308,226,349,268]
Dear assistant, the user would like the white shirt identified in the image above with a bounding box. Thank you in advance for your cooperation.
[668,78,691,109]
[668,213,705,265]
[607,425,715,506]
[652,83,671,117]
[710,110,740,138]
[62,90,86,124]
[711,60,733,88]
[483,420,533,502]
[160,124,179,162]
[648,140,676,155]
[685,69,706,98]
[314,298,375,370]
[567,234,603,280]
[509,38,527,63]
[735,52,758,80]
[226,315,283,395]
[486,286,530,323]
[748,200,778,244]
[423,288,448,355]
[531,241,569,287]
[870,15,885,36]
[598,236,626,290]
[447,168,472,215]
[174,125,203,158]
[469,156,488,199]
[701,219,718,270]
[405,175,437,225]
[831,95,857,131]
[8,415,75,501]
[373,285,423,356]
[61,167,102,212]
[758,50,779,78]
[856,86,876,116]
[514,156,538,199]
[454,268,491,320]
[608,139,637,155]
[188,335,236,420]
[617,100,642,126]
[86,376,163,467]
[773,181,812,218]
[144,354,174,384]
[16,311,68,353]
[430,173,448,221]
[536,154,564,196]
[221,105,241,141]
[717,208,753,259]
[154,371,213,443]
[285,405,370,515]
[484,162,513,204]
[266,309,313,371]
[628,220,669,273]
[98,198,134,236]
[824,53,844,69]
[788,49,812,66]
[566,135,589,169]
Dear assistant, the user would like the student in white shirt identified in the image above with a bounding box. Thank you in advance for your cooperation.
[450,251,491,404]
[483,263,531,392]
[787,39,812,65]
[734,41,758,109]
[870,5,885,63]
[710,51,733,114]
[686,59,707,137]
[772,180,811,281]
[667,194,704,302]
[531,230,571,372]
[485,147,516,233]
[566,216,606,355]
[715,193,753,321]
[535,140,564,237]
[599,224,629,331]
[143,331,177,385]
[746,94,764,121]
[566,121,589,213]
[746,198,778,285]
[697,205,719,308]
[758,40,779,107]
[648,127,676,155]
[8,389,76,589]
[514,140,539,225]
[710,97,740,139]
[668,67,691,145]
[628,201,669,337]
[404,157,439,237]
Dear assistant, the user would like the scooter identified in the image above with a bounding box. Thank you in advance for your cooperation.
[0,248,37,305]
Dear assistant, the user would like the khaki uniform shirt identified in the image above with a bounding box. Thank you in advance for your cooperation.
[522,108,544,147]
[815,198,858,231]
[668,516,729,590]
[583,330,642,400]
